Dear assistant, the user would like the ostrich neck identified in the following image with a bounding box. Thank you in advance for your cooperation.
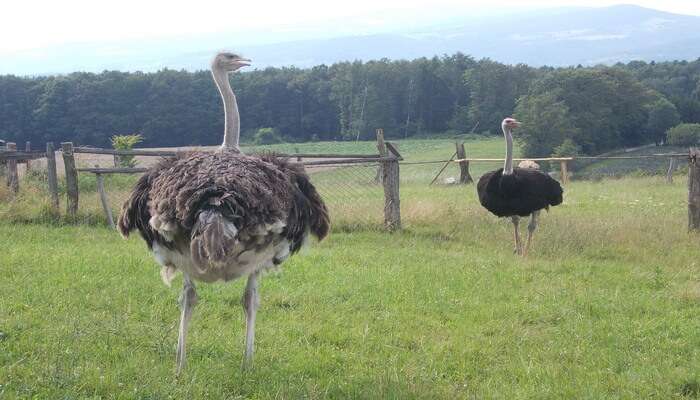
[503,127,514,175]
[212,68,240,151]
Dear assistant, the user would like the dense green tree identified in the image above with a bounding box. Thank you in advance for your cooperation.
[645,98,680,145]
[465,60,540,134]
[666,123,700,146]
[517,68,661,156]
[514,91,579,157]
[0,55,698,152]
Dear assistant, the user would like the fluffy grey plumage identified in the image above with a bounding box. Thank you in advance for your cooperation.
[118,152,329,276]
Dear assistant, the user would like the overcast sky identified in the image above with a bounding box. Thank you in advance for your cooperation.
[2,0,700,53]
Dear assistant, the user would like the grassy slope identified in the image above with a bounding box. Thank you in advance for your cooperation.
[2,176,700,399]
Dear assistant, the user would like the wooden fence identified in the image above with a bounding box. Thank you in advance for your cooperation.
[0,141,60,210]
[4,139,700,232]
[428,146,687,186]
[57,131,402,231]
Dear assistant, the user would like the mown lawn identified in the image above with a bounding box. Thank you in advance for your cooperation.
[1,176,700,399]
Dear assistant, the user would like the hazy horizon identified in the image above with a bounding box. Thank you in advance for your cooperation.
[4,1,700,53]
[3,2,700,75]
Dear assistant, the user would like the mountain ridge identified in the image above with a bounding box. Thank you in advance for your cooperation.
[3,4,700,75]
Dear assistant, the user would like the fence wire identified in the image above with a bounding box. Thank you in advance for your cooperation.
[0,144,689,227]
[0,159,54,223]
[305,162,385,225]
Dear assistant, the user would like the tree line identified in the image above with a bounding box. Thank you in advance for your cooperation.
[1,54,699,157]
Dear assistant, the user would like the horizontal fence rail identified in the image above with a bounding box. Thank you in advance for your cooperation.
[72,146,385,160]
[77,167,150,174]
[302,157,395,166]
[73,147,180,157]
[55,138,403,231]
[4,138,700,232]
[0,151,47,161]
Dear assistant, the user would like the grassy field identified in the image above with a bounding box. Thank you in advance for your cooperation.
[2,173,700,399]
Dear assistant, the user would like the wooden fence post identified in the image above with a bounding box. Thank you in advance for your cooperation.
[24,141,32,172]
[666,157,676,183]
[46,142,60,212]
[6,142,19,194]
[560,160,569,185]
[376,129,401,231]
[0,140,5,178]
[455,142,473,184]
[375,129,386,184]
[61,142,79,217]
[94,165,115,229]
[689,149,700,231]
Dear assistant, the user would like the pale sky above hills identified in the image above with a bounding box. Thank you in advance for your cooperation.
[2,0,700,54]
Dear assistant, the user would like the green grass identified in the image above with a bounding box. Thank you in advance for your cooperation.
[2,175,700,399]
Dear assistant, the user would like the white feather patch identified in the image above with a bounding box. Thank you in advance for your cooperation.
[160,265,179,287]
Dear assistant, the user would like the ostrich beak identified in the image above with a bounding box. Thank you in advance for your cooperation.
[237,58,251,67]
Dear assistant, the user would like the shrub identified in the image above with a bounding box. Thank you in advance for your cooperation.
[666,123,700,146]
[110,134,143,167]
[252,128,284,145]
[552,139,581,157]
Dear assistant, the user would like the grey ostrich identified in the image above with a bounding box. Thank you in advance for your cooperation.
[117,52,330,373]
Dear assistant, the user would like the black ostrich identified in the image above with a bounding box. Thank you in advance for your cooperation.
[477,118,563,256]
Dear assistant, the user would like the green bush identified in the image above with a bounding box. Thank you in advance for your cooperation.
[110,134,143,167]
[552,139,581,157]
[666,123,700,146]
[252,128,284,145]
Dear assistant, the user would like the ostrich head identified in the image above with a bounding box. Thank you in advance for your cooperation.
[502,117,521,132]
[211,52,251,73]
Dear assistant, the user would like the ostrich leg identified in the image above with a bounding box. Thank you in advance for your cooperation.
[511,216,522,255]
[523,210,540,257]
[242,271,260,369]
[176,274,198,375]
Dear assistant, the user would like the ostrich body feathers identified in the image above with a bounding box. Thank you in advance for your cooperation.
[477,167,563,218]
[118,152,329,284]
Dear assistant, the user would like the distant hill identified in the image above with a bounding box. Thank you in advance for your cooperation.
[3,4,700,75]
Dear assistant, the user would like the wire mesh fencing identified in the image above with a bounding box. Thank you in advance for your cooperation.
[0,140,691,229]
[77,159,389,228]
[305,162,385,226]
[0,157,56,223]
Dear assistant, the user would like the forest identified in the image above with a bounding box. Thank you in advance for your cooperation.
[1,54,700,157]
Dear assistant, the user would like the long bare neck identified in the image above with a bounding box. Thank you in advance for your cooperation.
[212,68,240,151]
[503,126,514,175]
